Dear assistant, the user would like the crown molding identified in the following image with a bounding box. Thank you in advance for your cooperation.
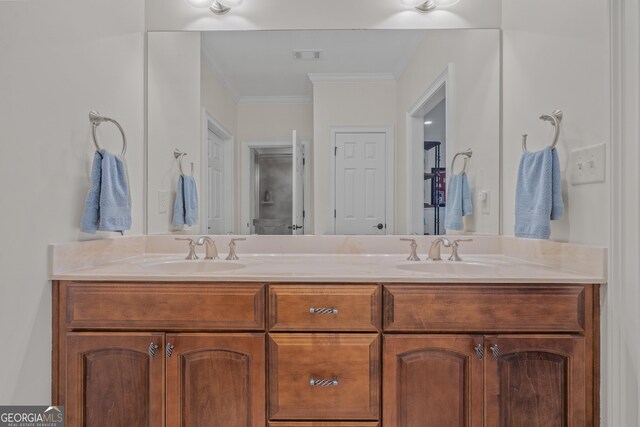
[238,95,312,105]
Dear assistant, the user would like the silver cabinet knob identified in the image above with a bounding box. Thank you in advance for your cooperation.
[490,344,500,360]
[474,344,484,360]
[148,343,159,358]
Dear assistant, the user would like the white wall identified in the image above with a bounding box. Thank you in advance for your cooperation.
[146,0,501,32]
[608,0,640,425]
[0,0,145,404]
[147,32,201,234]
[396,29,501,235]
[312,81,397,234]
[501,0,609,245]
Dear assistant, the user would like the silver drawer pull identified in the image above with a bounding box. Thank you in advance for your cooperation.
[309,307,338,315]
[309,376,339,387]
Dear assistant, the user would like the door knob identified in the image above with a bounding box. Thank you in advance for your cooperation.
[372,223,384,230]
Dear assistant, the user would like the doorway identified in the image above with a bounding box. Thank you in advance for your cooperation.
[251,147,294,235]
[406,65,453,235]
[241,136,310,235]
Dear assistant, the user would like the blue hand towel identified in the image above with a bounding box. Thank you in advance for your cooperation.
[444,173,473,231]
[81,149,132,234]
[173,175,198,227]
[515,146,564,239]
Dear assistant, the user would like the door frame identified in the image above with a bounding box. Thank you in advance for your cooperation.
[329,126,395,235]
[405,64,454,234]
[241,139,311,234]
[201,109,234,235]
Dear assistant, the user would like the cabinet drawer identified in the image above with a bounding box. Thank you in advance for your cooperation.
[269,285,380,331]
[268,333,380,420]
[383,285,588,332]
[269,424,379,427]
[64,282,265,330]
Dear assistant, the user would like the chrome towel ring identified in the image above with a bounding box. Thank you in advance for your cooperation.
[174,149,194,176]
[89,111,127,156]
[522,109,563,152]
[451,148,473,174]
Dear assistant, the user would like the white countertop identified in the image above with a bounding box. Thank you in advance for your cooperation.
[49,252,606,284]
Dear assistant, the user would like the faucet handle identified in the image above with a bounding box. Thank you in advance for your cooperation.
[175,237,199,260]
[226,238,246,261]
[448,238,473,262]
[400,238,420,261]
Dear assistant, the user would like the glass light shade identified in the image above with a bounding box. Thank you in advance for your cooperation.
[401,0,427,6]
[184,0,213,8]
[217,0,243,7]
[433,0,460,6]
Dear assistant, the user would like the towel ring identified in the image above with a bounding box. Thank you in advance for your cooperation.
[174,149,194,176]
[522,109,563,152]
[89,111,127,156]
[451,149,473,174]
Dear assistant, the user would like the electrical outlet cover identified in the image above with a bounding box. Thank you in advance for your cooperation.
[570,143,606,185]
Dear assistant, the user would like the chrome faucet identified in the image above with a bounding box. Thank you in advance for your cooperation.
[427,237,452,261]
[226,238,246,260]
[448,239,473,261]
[175,237,199,260]
[197,236,219,260]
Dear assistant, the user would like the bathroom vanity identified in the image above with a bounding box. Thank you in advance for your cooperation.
[50,236,605,427]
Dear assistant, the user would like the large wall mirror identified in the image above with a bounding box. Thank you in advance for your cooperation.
[147,29,500,236]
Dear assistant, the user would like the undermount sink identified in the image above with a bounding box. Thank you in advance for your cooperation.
[141,260,246,274]
[396,261,496,275]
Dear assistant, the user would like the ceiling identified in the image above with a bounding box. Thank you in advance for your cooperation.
[201,30,427,100]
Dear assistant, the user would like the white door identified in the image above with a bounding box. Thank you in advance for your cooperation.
[208,129,225,234]
[334,132,387,234]
[292,130,305,235]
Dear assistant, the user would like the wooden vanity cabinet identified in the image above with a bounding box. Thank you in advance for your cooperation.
[382,284,599,427]
[54,280,599,427]
[54,281,266,427]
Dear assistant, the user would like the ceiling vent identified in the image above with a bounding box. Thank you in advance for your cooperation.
[293,50,322,61]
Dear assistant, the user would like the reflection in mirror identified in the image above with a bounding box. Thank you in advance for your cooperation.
[146,29,500,236]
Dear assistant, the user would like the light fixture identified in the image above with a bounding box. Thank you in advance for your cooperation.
[184,0,243,15]
[210,0,243,14]
[424,121,433,125]
[402,0,460,12]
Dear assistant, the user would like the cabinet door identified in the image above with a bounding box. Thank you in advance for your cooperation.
[166,333,265,427]
[65,332,165,427]
[484,335,586,427]
[383,335,483,427]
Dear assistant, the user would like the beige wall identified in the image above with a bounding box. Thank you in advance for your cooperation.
[237,102,313,143]
[147,32,201,234]
[502,0,609,245]
[396,29,501,235]
[312,81,397,234]
[0,0,145,403]
[201,58,238,136]
[146,0,502,32]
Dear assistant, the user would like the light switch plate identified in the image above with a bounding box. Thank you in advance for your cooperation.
[158,190,170,214]
[571,143,606,185]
